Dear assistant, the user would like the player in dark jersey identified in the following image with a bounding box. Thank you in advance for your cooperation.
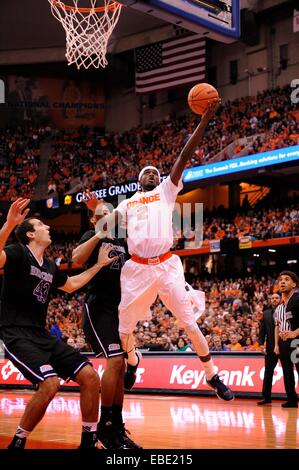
[0,198,117,449]
[72,199,141,450]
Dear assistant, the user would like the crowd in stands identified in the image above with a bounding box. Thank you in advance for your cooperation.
[45,275,276,353]
[0,126,48,200]
[173,194,299,249]
[46,85,299,195]
[45,231,78,266]
[46,291,90,352]
[1,86,298,199]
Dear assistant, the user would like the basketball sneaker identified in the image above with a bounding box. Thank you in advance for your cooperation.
[78,431,99,449]
[7,436,26,449]
[206,374,234,401]
[97,421,119,450]
[115,424,143,449]
[124,350,142,390]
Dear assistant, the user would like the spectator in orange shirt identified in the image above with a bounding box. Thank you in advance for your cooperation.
[245,334,260,351]
[228,334,243,351]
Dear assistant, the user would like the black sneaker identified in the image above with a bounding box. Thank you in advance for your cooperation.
[115,424,143,449]
[206,374,234,401]
[78,433,101,450]
[257,399,272,406]
[281,401,298,408]
[97,422,119,450]
[7,436,26,449]
[124,350,142,390]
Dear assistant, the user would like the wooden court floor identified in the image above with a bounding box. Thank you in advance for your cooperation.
[0,390,298,449]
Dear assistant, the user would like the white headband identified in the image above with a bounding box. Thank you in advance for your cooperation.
[138,166,161,182]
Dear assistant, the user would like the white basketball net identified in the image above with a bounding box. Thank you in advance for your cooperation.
[48,0,123,69]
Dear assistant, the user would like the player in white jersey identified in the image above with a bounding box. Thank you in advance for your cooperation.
[96,102,234,401]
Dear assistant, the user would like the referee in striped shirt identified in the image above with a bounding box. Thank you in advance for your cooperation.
[274,271,299,408]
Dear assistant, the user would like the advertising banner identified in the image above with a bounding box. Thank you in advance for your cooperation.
[0,354,296,396]
[183,145,299,183]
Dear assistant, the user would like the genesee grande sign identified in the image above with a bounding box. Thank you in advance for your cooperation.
[69,176,168,204]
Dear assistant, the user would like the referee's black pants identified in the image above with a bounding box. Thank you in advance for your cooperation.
[279,339,299,403]
[262,351,279,400]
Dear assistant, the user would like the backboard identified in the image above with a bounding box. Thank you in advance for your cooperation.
[120,0,240,43]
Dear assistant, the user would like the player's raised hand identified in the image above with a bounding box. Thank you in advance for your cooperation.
[83,190,102,213]
[97,243,118,267]
[202,99,221,122]
[6,198,30,229]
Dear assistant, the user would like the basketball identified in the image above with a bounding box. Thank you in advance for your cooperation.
[188,83,219,115]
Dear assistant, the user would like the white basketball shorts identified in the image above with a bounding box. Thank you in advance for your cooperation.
[119,254,197,334]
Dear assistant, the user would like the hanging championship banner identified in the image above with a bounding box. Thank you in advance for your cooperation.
[0,74,104,128]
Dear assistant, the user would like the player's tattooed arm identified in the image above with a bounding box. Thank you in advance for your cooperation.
[73,195,119,264]
[170,100,221,186]
[0,198,30,268]
[73,191,102,264]
[61,244,117,293]
[72,235,101,265]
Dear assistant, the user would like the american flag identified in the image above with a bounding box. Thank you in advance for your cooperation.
[135,34,205,94]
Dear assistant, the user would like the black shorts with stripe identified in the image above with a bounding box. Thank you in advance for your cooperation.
[83,297,123,359]
[0,327,90,385]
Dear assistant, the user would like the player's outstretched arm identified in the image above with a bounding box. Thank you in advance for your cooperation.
[61,244,117,293]
[72,234,101,265]
[72,194,102,265]
[170,100,220,186]
[0,198,30,268]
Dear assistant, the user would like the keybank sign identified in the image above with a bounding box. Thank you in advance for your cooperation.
[0,79,5,103]
[183,145,299,183]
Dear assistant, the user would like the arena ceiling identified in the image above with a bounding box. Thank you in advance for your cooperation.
[0,1,167,56]
[0,0,291,61]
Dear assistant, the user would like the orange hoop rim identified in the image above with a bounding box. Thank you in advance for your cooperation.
[50,0,123,13]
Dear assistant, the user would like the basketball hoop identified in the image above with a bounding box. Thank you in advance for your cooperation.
[48,0,123,69]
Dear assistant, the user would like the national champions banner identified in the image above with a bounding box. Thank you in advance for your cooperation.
[0,75,104,128]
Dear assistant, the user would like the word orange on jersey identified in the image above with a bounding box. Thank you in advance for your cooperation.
[127,193,160,209]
